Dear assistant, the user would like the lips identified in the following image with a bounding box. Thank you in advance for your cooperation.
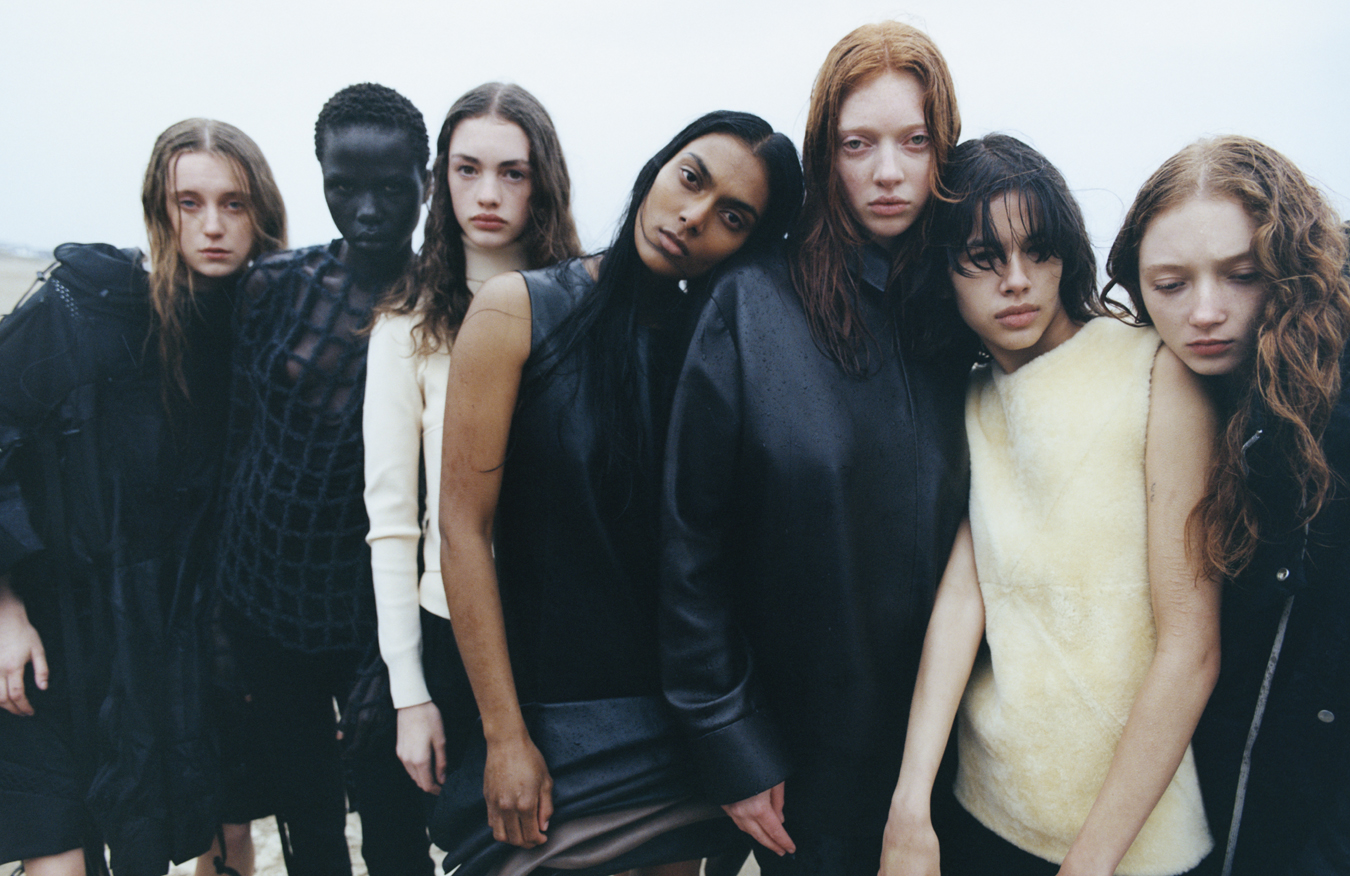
[200,248,233,260]
[995,304,1039,329]
[470,213,507,232]
[658,229,688,259]
[1188,338,1234,356]
[868,197,910,217]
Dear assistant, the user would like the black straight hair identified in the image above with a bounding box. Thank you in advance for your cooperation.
[917,133,1102,359]
[524,109,803,486]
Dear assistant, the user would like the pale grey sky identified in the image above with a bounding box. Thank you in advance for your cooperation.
[3,0,1347,269]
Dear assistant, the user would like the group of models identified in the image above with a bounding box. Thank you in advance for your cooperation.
[0,19,1346,876]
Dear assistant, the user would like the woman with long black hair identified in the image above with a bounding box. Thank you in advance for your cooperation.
[437,109,802,876]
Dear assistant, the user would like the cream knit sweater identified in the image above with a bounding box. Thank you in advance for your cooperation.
[956,317,1211,875]
[363,238,526,709]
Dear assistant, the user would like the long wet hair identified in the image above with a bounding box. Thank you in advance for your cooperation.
[381,82,582,353]
[1104,135,1350,580]
[527,109,802,484]
[142,118,287,398]
[922,134,1103,362]
[792,21,961,375]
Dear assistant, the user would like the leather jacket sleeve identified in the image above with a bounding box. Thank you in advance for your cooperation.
[660,290,790,806]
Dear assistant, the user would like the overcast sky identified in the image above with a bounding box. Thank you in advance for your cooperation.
[3,0,1347,273]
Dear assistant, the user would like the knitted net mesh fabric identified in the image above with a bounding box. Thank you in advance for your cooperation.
[216,244,377,653]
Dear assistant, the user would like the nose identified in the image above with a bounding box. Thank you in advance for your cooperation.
[679,194,713,234]
[202,204,224,238]
[874,143,904,187]
[1000,251,1032,295]
[477,175,501,207]
[355,191,380,223]
[1189,277,1226,328]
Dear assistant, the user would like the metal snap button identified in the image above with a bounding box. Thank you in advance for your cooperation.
[1318,710,1335,723]
[1275,568,1290,582]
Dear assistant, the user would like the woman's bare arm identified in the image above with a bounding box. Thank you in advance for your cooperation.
[879,520,984,876]
[1057,346,1222,876]
[438,272,551,848]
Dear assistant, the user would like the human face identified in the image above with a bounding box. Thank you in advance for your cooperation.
[835,70,933,247]
[447,116,534,251]
[635,133,769,280]
[321,125,427,267]
[167,152,255,287]
[951,191,1075,373]
[1138,196,1269,378]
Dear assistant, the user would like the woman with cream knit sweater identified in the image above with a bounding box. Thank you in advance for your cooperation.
[364,82,580,794]
[879,135,1221,876]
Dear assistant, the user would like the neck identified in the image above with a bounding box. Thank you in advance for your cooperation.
[463,234,529,294]
[339,240,413,287]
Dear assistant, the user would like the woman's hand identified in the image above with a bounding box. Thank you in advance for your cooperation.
[484,732,554,848]
[723,782,794,856]
[396,701,447,793]
[0,575,47,716]
[878,812,940,876]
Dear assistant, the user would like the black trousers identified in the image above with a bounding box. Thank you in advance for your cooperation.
[222,606,432,876]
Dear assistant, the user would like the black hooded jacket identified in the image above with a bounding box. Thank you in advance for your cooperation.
[0,243,227,875]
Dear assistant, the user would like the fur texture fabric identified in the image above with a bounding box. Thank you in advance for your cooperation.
[956,317,1211,875]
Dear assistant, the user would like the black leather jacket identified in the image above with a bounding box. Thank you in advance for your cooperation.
[660,247,968,835]
[1193,363,1350,876]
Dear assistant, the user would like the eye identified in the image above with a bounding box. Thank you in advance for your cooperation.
[963,247,1002,271]
[1231,271,1262,285]
[908,132,931,148]
[225,199,248,212]
[177,197,199,210]
[679,166,700,189]
[721,210,751,232]
[1151,279,1186,293]
[504,168,529,183]
[455,163,478,178]
[841,136,867,153]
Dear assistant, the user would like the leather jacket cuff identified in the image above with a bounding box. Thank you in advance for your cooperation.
[690,709,791,805]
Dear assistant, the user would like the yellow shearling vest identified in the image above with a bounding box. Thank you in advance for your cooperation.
[956,317,1211,875]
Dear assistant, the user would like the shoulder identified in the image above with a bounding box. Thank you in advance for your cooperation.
[470,270,532,322]
[242,244,337,296]
[515,257,595,329]
[1149,343,1218,438]
[368,310,420,358]
[694,247,798,338]
[706,247,794,304]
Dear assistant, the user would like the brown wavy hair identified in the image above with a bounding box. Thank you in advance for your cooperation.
[379,82,582,354]
[791,21,961,374]
[142,119,287,398]
[1103,135,1350,579]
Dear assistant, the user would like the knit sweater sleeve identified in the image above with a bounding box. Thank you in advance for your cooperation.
[364,312,431,708]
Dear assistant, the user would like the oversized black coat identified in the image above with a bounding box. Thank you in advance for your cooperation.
[0,243,227,875]
[1193,359,1350,875]
[660,246,968,837]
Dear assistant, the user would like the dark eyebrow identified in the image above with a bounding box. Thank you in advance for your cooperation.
[685,150,761,224]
